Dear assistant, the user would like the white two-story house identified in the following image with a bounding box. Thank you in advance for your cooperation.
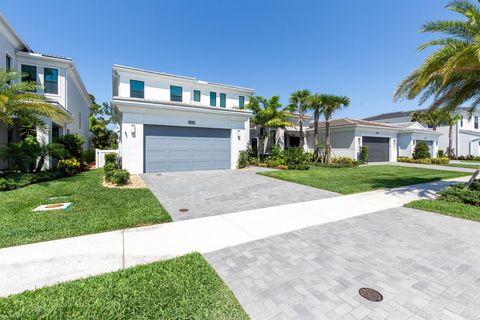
[0,13,91,168]
[111,65,254,173]
[364,107,480,157]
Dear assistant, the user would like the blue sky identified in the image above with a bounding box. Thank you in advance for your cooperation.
[2,0,456,119]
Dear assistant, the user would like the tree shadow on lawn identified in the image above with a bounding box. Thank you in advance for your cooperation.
[374,178,459,198]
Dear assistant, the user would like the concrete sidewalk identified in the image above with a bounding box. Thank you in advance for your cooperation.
[0,176,469,297]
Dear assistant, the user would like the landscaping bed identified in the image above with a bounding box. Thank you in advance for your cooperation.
[259,165,469,194]
[0,253,249,320]
[406,180,480,222]
[0,169,171,248]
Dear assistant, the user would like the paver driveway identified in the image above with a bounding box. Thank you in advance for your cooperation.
[142,168,339,221]
[205,207,480,320]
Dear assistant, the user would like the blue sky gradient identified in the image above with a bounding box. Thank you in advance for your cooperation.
[2,0,457,118]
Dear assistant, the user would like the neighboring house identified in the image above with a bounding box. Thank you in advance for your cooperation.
[111,65,254,173]
[0,13,91,168]
[304,118,441,162]
[250,113,313,154]
[364,107,480,157]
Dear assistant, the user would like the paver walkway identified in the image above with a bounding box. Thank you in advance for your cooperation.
[206,207,480,320]
[0,176,468,297]
[143,168,339,221]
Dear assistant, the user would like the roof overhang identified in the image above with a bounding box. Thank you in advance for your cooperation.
[0,14,32,52]
[112,97,253,120]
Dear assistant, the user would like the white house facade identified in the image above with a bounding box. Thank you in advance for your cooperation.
[304,118,441,162]
[365,108,480,157]
[112,65,254,173]
[0,14,91,168]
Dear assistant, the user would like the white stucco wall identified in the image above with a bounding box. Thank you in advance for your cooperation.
[115,67,252,110]
[65,71,91,148]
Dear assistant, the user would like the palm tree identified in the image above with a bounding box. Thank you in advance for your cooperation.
[320,95,350,164]
[394,0,480,113]
[246,96,294,159]
[0,69,72,129]
[393,0,480,187]
[288,89,311,149]
[308,94,326,159]
[443,113,461,159]
[411,110,446,131]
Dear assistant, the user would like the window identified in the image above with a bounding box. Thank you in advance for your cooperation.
[210,92,217,106]
[170,85,183,102]
[475,116,479,129]
[193,90,201,102]
[6,54,12,84]
[44,68,58,94]
[461,115,464,127]
[220,93,226,108]
[21,65,36,91]
[79,112,82,130]
[130,80,144,98]
[5,54,11,71]
[239,96,245,108]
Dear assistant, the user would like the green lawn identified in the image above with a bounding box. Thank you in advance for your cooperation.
[0,169,171,248]
[0,253,249,320]
[406,200,480,222]
[259,165,469,194]
[448,163,480,169]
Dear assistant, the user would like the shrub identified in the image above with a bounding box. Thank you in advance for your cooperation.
[438,183,480,206]
[437,150,445,158]
[269,144,283,162]
[110,169,130,186]
[287,164,309,170]
[277,165,288,170]
[56,134,86,159]
[431,157,449,165]
[331,157,359,167]
[283,147,310,165]
[57,158,82,176]
[103,162,117,182]
[104,153,118,166]
[80,150,95,163]
[412,141,431,159]
[238,150,250,169]
[266,159,281,168]
[359,146,368,164]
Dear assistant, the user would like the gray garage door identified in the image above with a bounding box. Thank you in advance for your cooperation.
[144,125,231,172]
[363,136,389,162]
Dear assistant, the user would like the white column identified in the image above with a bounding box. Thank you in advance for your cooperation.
[36,117,53,170]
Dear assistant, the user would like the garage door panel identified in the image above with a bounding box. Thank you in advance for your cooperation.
[363,136,389,162]
[144,125,231,172]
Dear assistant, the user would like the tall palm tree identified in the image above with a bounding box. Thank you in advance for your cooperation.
[411,110,446,131]
[308,94,326,159]
[393,0,480,187]
[288,89,311,149]
[321,95,350,164]
[246,96,293,159]
[394,0,480,114]
[0,69,72,129]
[443,113,461,159]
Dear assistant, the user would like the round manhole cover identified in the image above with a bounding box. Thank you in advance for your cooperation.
[179,208,189,213]
[359,288,383,302]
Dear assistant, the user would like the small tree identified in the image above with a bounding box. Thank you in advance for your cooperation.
[359,146,368,163]
[57,134,86,159]
[412,141,431,159]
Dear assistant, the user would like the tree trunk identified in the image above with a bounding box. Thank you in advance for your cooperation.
[257,126,263,160]
[448,125,453,159]
[325,117,332,164]
[464,168,479,189]
[313,109,320,159]
[299,108,304,148]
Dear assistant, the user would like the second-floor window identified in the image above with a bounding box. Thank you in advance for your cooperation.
[210,92,217,106]
[239,96,245,108]
[130,80,144,98]
[461,115,463,127]
[193,90,201,102]
[220,93,226,108]
[475,116,479,129]
[44,68,58,94]
[6,54,12,84]
[21,64,37,92]
[170,85,183,102]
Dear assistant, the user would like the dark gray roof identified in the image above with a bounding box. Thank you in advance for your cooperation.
[364,107,471,121]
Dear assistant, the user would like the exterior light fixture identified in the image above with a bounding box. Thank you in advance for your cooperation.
[131,125,136,137]
[237,130,241,140]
